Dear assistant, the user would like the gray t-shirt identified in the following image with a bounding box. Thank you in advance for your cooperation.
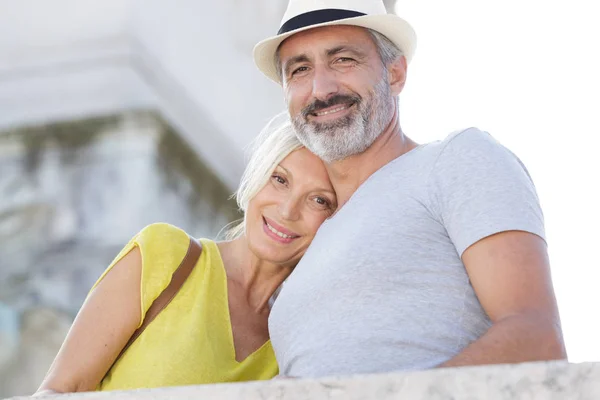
[269,128,545,377]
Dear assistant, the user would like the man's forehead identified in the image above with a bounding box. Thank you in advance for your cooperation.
[278,25,374,59]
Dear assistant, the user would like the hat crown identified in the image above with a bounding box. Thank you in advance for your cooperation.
[254,0,416,84]
[281,0,388,28]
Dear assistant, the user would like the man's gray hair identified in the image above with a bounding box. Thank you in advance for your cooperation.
[274,27,403,79]
[366,28,403,66]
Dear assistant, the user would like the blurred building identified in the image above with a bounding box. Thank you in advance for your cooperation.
[0,0,398,397]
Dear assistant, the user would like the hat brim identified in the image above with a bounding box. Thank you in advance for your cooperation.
[253,13,417,84]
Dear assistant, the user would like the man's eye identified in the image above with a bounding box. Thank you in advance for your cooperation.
[272,175,286,185]
[291,66,309,76]
[336,57,355,63]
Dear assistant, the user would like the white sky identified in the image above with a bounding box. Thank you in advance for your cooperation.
[395,0,599,362]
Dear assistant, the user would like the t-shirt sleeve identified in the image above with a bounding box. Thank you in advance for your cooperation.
[429,128,546,257]
[88,223,191,328]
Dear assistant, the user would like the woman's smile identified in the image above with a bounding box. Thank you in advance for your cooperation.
[263,216,300,244]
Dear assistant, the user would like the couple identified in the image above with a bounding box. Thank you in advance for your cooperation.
[36,0,566,394]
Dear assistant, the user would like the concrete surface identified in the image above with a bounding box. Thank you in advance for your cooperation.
[9,361,599,400]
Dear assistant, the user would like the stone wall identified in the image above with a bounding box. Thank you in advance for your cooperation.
[7,361,600,400]
[0,111,239,397]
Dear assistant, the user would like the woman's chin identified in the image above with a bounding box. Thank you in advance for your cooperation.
[255,245,304,267]
[247,231,306,266]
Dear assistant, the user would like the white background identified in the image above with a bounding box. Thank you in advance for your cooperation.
[396,0,599,362]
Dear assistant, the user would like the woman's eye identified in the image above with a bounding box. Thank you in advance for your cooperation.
[314,197,330,207]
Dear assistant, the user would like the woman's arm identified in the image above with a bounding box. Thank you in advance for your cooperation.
[35,247,143,394]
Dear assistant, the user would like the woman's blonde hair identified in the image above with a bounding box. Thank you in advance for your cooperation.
[225,112,303,239]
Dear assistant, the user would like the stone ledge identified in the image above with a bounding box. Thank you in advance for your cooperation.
[10,361,599,400]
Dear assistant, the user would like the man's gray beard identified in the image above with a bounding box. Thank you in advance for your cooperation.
[292,76,392,164]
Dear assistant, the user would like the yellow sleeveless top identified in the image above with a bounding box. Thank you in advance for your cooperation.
[95,223,278,391]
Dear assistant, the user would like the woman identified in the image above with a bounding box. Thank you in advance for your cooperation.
[35,114,337,394]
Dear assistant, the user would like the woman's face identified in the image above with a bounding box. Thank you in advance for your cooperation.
[245,148,337,267]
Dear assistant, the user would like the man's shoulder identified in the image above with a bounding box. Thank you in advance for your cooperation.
[411,128,498,161]
[425,127,531,193]
[433,127,514,166]
[439,127,498,151]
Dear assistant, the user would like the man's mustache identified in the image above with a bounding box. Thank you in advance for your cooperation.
[301,94,361,118]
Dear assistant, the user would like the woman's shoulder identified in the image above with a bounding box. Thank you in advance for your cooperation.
[134,223,220,268]
[135,222,189,247]
[133,223,195,282]
[131,223,213,316]
[135,222,217,251]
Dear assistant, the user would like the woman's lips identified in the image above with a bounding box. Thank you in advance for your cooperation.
[263,216,299,244]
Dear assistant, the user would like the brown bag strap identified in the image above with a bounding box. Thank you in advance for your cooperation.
[111,236,202,366]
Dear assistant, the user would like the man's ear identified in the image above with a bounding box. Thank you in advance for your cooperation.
[387,55,408,96]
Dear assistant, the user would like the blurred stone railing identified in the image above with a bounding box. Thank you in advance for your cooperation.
[8,361,599,400]
[0,111,240,397]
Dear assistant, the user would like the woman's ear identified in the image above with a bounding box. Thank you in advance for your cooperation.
[387,55,408,96]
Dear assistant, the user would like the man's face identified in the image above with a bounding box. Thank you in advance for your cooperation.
[278,25,396,163]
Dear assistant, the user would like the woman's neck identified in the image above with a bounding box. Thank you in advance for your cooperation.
[217,237,293,313]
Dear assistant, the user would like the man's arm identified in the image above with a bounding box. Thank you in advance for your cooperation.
[440,230,566,368]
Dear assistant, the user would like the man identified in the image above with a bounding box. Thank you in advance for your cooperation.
[253,0,567,377]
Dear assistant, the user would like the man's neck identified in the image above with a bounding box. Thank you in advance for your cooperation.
[327,107,418,208]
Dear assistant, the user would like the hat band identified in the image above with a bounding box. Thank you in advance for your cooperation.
[278,9,366,35]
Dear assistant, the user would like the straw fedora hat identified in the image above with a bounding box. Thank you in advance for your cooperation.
[253,0,417,84]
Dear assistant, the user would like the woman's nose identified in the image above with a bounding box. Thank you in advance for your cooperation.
[278,197,301,221]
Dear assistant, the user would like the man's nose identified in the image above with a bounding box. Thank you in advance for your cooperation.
[311,65,339,101]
